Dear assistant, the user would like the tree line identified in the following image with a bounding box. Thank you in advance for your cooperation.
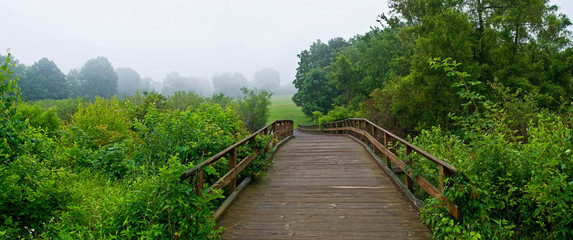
[293,0,572,135]
[0,54,294,101]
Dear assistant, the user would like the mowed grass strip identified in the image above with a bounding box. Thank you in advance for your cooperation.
[268,94,312,129]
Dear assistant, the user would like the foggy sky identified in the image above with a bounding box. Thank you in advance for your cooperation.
[2,0,572,85]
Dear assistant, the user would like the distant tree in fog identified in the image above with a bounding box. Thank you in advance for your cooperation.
[140,77,154,91]
[66,69,81,98]
[115,67,141,96]
[19,58,68,100]
[211,72,247,98]
[254,68,280,92]
[161,72,211,96]
[79,57,118,98]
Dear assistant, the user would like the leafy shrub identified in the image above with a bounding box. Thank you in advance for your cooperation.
[237,88,272,132]
[242,134,275,179]
[313,106,360,130]
[31,98,83,122]
[65,96,133,149]
[136,103,246,166]
[165,91,204,111]
[15,103,61,135]
[110,157,223,239]
[122,90,166,121]
[42,157,223,239]
[0,53,29,164]
[0,155,74,239]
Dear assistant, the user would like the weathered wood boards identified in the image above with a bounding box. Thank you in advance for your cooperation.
[300,118,460,219]
[217,131,431,240]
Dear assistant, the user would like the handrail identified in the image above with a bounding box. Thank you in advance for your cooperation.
[299,118,460,219]
[180,119,294,196]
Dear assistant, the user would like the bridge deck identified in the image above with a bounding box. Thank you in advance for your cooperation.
[217,131,431,239]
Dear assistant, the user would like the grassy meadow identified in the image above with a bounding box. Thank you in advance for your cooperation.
[268,94,312,128]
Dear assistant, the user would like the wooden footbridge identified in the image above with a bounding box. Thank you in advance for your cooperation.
[180,119,460,239]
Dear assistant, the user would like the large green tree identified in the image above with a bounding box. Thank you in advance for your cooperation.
[292,38,349,115]
[79,57,118,98]
[19,58,69,101]
[296,69,336,116]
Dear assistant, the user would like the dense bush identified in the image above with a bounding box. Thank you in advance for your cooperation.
[136,104,246,165]
[15,103,61,135]
[407,60,573,239]
[237,88,272,132]
[312,106,361,130]
[0,53,29,164]
[32,98,83,122]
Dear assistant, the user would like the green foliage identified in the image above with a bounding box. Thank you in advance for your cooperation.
[237,88,272,132]
[313,106,360,130]
[136,103,246,165]
[0,53,30,164]
[123,90,166,122]
[66,96,132,150]
[15,103,61,135]
[242,134,275,179]
[0,154,73,239]
[293,68,336,116]
[413,62,573,239]
[165,91,204,111]
[31,98,83,122]
[292,39,348,116]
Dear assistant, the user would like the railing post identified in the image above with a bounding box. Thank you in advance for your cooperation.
[193,168,204,197]
[228,146,237,194]
[369,123,375,149]
[361,120,366,143]
[439,165,453,193]
[404,145,414,192]
[384,132,391,168]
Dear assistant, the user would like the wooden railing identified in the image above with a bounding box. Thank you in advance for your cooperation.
[180,120,293,196]
[299,118,460,219]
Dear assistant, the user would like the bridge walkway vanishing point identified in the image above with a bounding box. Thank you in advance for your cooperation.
[216,130,432,239]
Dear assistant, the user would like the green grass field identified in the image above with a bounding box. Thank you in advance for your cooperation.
[268,94,313,129]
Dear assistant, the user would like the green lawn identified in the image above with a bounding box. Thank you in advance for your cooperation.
[268,94,312,129]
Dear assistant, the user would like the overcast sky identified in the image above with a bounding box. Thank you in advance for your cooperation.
[2,0,572,86]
